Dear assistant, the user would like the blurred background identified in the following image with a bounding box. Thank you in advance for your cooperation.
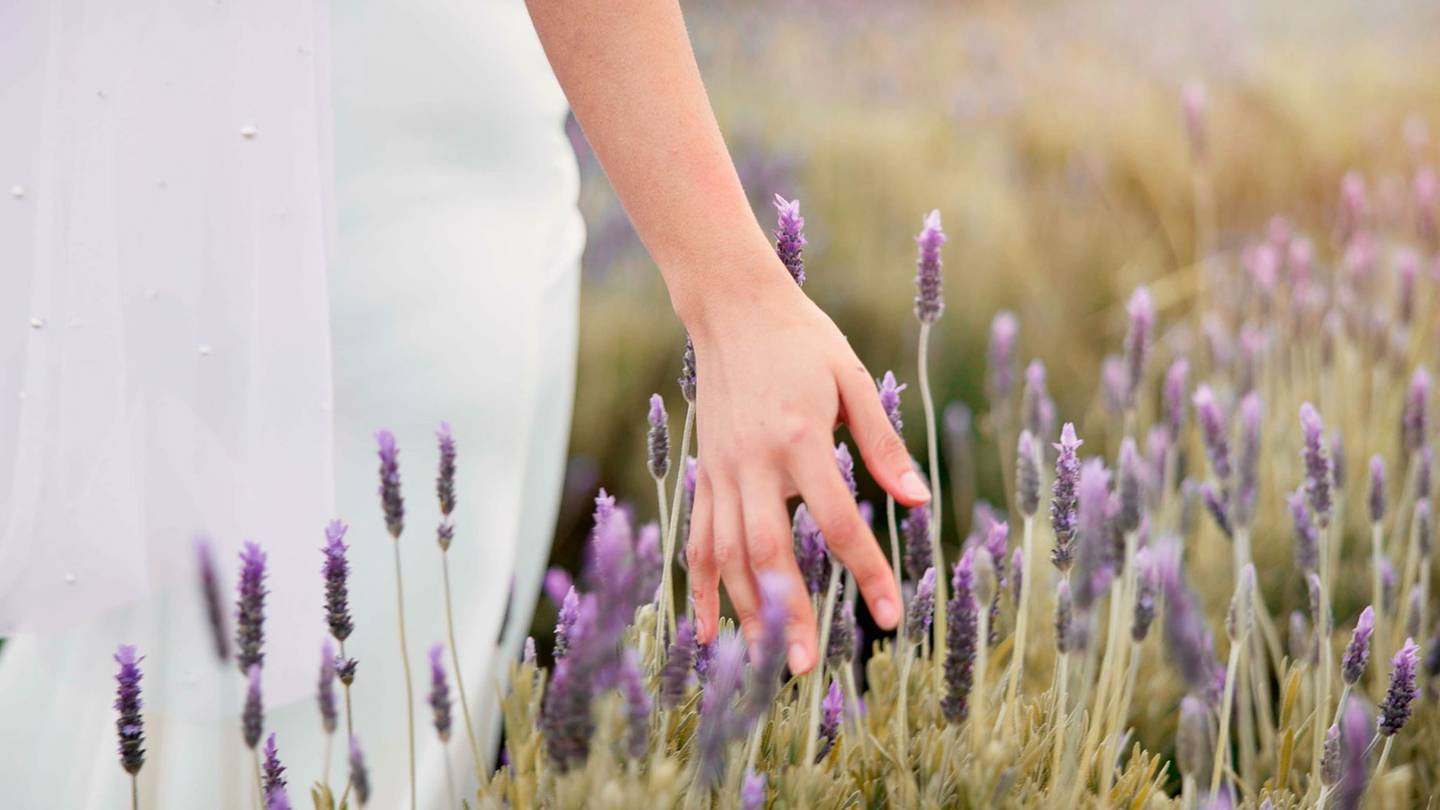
[536,0,1440,648]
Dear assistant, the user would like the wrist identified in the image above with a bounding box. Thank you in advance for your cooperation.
[666,240,800,339]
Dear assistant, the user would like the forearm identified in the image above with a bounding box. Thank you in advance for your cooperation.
[525,0,786,327]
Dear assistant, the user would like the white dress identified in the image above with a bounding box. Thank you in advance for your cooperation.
[0,1,582,807]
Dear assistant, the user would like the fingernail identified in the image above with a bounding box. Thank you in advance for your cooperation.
[899,470,931,502]
[788,642,811,673]
[875,597,899,629]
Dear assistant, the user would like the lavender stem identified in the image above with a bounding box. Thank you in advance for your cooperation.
[917,323,947,669]
[441,554,484,779]
[804,566,843,767]
[391,541,417,810]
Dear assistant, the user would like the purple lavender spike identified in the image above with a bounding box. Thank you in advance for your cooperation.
[1289,489,1320,574]
[543,568,573,608]
[1235,392,1262,527]
[793,505,832,595]
[1417,498,1432,558]
[660,617,697,710]
[235,541,268,673]
[1381,556,1397,615]
[1101,356,1128,418]
[835,442,857,499]
[1132,548,1157,642]
[618,649,651,758]
[197,539,230,661]
[554,586,580,660]
[679,337,697,404]
[1017,430,1040,518]
[114,645,145,775]
[524,636,537,666]
[243,664,263,749]
[878,371,906,436]
[647,394,670,480]
[942,549,979,723]
[741,770,767,810]
[375,430,405,539]
[428,644,452,742]
[1194,385,1232,483]
[826,600,857,668]
[1010,547,1024,609]
[541,656,595,769]
[914,210,946,324]
[1117,438,1143,535]
[436,421,457,522]
[1404,367,1430,455]
[1021,360,1054,440]
[322,520,353,643]
[907,567,936,644]
[1341,606,1375,686]
[1155,536,1224,704]
[1301,403,1333,526]
[1054,579,1074,655]
[1050,423,1083,572]
[816,680,844,762]
[1123,287,1154,405]
[1072,459,1114,615]
[1330,429,1347,492]
[1164,359,1190,440]
[696,633,747,786]
[318,640,338,735]
[902,503,932,582]
[987,312,1019,407]
[1320,723,1342,787]
[348,736,371,806]
[262,733,288,797]
[773,195,807,286]
[1368,454,1387,525]
[1337,697,1371,810]
[747,572,791,716]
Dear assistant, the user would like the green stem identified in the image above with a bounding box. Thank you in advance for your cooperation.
[131,774,138,810]
[804,568,843,767]
[392,541,417,810]
[442,553,486,779]
[1002,516,1035,725]
[659,404,695,654]
[917,323,947,666]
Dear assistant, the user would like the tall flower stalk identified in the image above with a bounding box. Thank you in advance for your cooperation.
[432,423,484,779]
[376,429,417,810]
[114,644,145,810]
[913,209,948,661]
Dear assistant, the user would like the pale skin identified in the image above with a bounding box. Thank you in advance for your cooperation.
[526,0,931,673]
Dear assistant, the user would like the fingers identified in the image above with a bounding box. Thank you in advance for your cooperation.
[686,469,720,643]
[791,442,902,630]
[712,482,764,649]
[836,361,931,507]
[739,474,818,673]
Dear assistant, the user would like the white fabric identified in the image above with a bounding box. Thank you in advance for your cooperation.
[0,0,582,807]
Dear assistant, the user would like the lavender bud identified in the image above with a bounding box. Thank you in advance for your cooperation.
[1234,392,1262,527]
[541,657,594,770]
[197,540,230,661]
[901,503,932,583]
[1338,697,1371,810]
[878,370,906,436]
[243,664,264,749]
[794,505,832,595]
[235,541,268,673]
[1398,251,1419,325]
[336,656,358,686]
[987,311,1019,406]
[907,567,937,645]
[943,550,980,723]
[554,586,580,660]
[1156,537,1224,703]
[1050,423,1084,571]
[741,770,767,810]
[661,618,696,710]
[773,195,807,286]
[114,645,146,775]
[1010,547,1024,609]
[262,733,288,798]
[1341,606,1375,686]
[375,429,405,539]
[436,421,457,519]
[1073,459,1114,613]
[1404,366,1430,454]
[835,442,857,499]
[1117,437,1143,534]
[647,394,670,480]
[973,548,998,608]
[318,641,338,735]
[816,680,843,762]
[1381,556,1397,615]
[1330,429,1347,492]
[1379,639,1421,736]
[1021,360,1054,440]
[1307,572,1329,636]
[1132,549,1157,642]
[1006,431,1038,521]
[524,636,537,666]
[348,737,371,806]
[914,210,946,323]
[1301,403,1333,526]
[1123,287,1154,405]
[1368,455,1386,524]
[679,336,697,404]
[544,568,573,608]
[1176,695,1213,781]
[1407,586,1423,641]
[322,520,353,642]
[1164,359,1190,440]
[1101,355,1128,418]
[619,649,651,758]
[748,572,791,716]
[1055,580,1075,655]
[428,644,452,742]
[1194,385,1232,483]
[1417,498,1433,558]
[1421,447,1434,503]
[696,633,747,785]
[1320,723,1342,786]
[827,600,857,667]
[1289,489,1320,574]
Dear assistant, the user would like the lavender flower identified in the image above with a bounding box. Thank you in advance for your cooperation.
[1055,579,1074,654]
[1123,287,1154,405]
[1072,459,1114,616]
[1331,429,1347,492]
[1320,723,1342,787]
[827,600,857,667]
[524,636,537,666]
[1017,430,1041,518]
[318,641,338,735]
[428,644,452,741]
[987,311,1019,405]
[544,568,573,608]
[243,664,263,749]
[375,429,405,538]
[878,370,906,436]
[943,549,979,723]
[1378,638,1420,736]
[1341,606,1374,686]
[741,770,766,810]
[619,649,651,758]
[1235,392,1262,527]
[811,680,844,764]
[1051,423,1083,571]
[197,540,230,661]
[835,441,857,499]
[1101,356,1128,418]
[914,210,946,323]
[336,656,358,686]
[1117,438,1142,534]
[793,505,832,595]
[349,736,371,806]
[1368,455,1386,524]
[235,541,268,672]
[1132,548,1157,642]
[114,645,145,775]
[1285,490,1319,576]
[647,394,670,480]
[696,633,747,786]
[747,572,791,717]
[322,520,353,642]
[1155,537,1224,704]
[1176,695,1213,783]
[436,421,457,519]
[1404,366,1431,454]
[267,787,293,810]
[679,337,697,404]
[1010,546,1024,608]
[1337,697,1371,810]
[1417,498,1433,558]
[1301,403,1333,526]
[1194,385,1232,483]
[907,567,936,644]
[660,617,696,710]
[262,733,287,797]
[1021,360,1055,440]
[770,194,809,286]
[554,586,579,660]
[1164,359,1190,440]
[902,504,932,582]
[541,655,595,769]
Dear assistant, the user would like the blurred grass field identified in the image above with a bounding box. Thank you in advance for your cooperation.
[544,0,1440,608]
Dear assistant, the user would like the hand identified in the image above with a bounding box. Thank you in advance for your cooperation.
[682,257,932,674]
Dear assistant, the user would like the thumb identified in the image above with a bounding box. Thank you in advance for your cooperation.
[837,363,931,507]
